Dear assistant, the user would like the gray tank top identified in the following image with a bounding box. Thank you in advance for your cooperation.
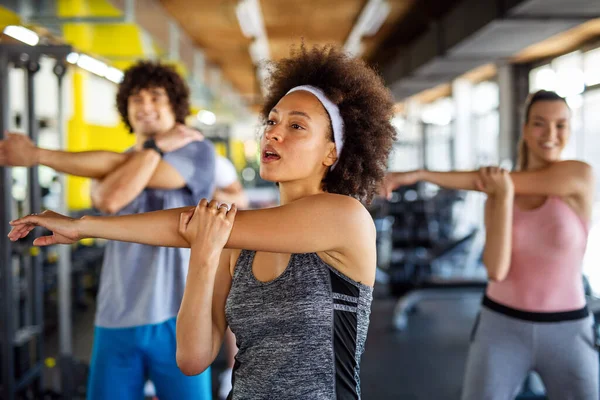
[225,250,373,400]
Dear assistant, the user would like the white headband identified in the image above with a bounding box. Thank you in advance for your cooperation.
[286,85,344,170]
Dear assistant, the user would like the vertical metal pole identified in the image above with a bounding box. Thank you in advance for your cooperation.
[124,0,136,23]
[26,58,43,396]
[0,47,16,400]
[53,61,73,400]
[449,121,456,170]
[422,123,429,170]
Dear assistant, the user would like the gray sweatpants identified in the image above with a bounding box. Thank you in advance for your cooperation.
[461,307,599,400]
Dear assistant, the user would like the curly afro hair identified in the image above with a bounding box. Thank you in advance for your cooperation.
[260,43,397,204]
[116,61,190,133]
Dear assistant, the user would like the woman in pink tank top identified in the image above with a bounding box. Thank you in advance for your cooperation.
[385,90,597,399]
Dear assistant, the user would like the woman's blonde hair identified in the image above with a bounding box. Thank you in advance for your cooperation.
[517,90,568,171]
[516,136,529,171]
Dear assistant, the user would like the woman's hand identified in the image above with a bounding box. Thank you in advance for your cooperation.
[380,170,422,199]
[178,199,237,258]
[8,210,82,245]
[475,167,514,198]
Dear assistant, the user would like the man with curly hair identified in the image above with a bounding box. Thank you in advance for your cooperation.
[0,61,215,399]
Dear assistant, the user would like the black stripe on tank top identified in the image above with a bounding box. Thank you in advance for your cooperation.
[330,269,359,400]
[334,299,358,307]
[483,295,589,322]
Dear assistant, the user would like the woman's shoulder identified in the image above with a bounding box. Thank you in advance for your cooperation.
[307,192,371,214]
[553,160,593,178]
[306,193,375,232]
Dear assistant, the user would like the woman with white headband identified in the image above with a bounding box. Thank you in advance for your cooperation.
[9,44,396,399]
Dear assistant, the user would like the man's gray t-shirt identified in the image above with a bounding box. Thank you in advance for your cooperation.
[95,140,215,328]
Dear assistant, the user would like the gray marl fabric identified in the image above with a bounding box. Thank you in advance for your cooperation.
[225,251,373,400]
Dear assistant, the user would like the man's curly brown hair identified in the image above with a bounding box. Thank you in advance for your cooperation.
[260,44,397,204]
[116,61,190,133]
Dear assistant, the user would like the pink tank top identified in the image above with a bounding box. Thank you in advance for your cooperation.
[486,196,589,312]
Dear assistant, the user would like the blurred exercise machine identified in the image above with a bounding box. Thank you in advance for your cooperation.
[373,182,487,331]
[0,43,77,400]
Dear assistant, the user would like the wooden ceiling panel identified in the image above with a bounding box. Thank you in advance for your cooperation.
[262,0,365,45]
[160,0,255,95]
[160,0,414,104]
[263,0,364,62]
[137,0,171,50]
[512,18,600,63]
[223,66,258,94]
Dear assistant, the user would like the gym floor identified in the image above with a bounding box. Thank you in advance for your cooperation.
[44,286,482,399]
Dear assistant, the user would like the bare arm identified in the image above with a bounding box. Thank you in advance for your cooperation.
[394,161,593,198]
[41,146,204,190]
[39,148,130,179]
[0,132,131,177]
[90,128,209,214]
[90,149,186,214]
[80,194,371,253]
[10,193,374,264]
[2,125,203,184]
[475,167,514,282]
[0,132,190,185]
[9,195,376,286]
[41,148,188,188]
[509,160,594,198]
[176,248,232,375]
[482,196,513,281]
[419,170,478,191]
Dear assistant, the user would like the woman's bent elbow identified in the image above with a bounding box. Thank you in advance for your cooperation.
[484,259,509,282]
[176,351,209,376]
[487,272,507,282]
[486,265,509,282]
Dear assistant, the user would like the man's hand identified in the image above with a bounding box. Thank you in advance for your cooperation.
[0,132,39,167]
[155,124,204,153]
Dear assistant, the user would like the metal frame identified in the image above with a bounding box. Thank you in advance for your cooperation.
[0,43,72,400]
[0,44,15,400]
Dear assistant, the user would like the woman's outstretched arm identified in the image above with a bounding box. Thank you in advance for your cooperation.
[9,193,374,255]
[384,160,594,199]
[8,207,194,248]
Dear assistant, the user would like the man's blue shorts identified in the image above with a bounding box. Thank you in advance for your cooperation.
[88,317,212,400]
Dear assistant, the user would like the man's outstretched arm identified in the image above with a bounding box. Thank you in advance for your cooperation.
[0,132,130,179]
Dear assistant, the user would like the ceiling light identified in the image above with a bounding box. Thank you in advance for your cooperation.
[584,48,600,86]
[105,67,124,84]
[344,0,390,56]
[249,37,270,64]
[3,25,39,46]
[76,54,108,77]
[66,52,79,64]
[236,0,265,39]
[566,94,583,110]
[531,66,556,92]
[242,167,256,182]
[360,0,391,37]
[197,110,216,126]
[556,68,584,97]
